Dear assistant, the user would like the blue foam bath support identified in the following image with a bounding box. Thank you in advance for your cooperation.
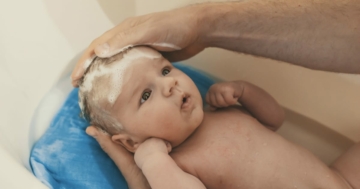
[30,63,215,189]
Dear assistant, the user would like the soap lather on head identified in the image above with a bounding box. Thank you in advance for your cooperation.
[78,47,162,135]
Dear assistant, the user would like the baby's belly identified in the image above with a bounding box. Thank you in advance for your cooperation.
[171,109,349,189]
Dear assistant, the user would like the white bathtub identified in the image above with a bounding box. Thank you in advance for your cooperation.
[0,0,359,188]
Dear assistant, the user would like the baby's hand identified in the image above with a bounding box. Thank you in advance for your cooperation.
[134,138,172,170]
[206,81,244,110]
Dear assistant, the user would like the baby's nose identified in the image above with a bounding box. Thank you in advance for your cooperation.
[162,77,178,97]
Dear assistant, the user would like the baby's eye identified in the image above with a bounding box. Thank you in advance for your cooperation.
[140,90,152,104]
[162,67,171,76]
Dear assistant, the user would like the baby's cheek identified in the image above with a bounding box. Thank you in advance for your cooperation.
[141,110,152,119]
[154,111,174,126]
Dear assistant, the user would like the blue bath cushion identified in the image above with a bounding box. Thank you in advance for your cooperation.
[30,63,215,189]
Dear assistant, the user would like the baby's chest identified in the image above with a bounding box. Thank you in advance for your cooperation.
[192,112,260,155]
[172,121,259,187]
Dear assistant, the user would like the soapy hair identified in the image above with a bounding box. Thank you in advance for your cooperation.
[78,53,125,135]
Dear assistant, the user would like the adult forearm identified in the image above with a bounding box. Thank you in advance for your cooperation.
[199,0,360,73]
[121,164,150,189]
[109,150,150,189]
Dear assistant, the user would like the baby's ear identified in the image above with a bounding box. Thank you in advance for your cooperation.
[111,134,140,153]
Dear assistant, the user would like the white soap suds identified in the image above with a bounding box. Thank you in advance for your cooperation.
[83,54,97,70]
[111,45,134,56]
[82,48,161,105]
[147,42,181,50]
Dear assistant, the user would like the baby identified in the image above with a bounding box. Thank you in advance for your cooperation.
[78,47,358,189]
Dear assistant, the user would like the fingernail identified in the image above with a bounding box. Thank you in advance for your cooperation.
[95,43,109,56]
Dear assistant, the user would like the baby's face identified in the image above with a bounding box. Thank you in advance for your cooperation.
[110,53,204,149]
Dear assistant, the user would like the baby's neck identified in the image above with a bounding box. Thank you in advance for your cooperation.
[172,110,211,149]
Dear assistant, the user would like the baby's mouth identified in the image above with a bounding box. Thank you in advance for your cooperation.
[181,94,191,109]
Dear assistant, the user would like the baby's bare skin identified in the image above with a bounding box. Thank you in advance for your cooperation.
[81,47,358,189]
[171,107,351,189]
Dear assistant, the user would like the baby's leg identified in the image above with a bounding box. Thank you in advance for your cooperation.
[331,142,360,189]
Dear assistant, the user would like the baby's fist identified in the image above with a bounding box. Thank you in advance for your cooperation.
[206,81,244,109]
[134,138,172,169]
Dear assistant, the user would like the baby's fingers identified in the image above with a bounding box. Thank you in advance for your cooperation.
[215,93,229,107]
[206,92,224,110]
[223,91,238,105]
[205,91,212,105]
[210,93,219,107]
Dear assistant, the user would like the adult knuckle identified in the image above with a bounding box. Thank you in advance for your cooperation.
[124,16,145,28]
[114,32,126,41]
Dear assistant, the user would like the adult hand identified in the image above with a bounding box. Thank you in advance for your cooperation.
[72,5,207,87]
[86,126,151,189]
[72,0,360,87]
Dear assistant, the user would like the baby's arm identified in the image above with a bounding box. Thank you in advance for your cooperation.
[236,81,285,130]
[207,81,285,131]
[135,138,206,189]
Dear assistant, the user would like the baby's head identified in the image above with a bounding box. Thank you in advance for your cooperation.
[78,47,204,152]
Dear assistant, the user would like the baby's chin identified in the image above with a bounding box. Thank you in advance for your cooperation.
[178,107,204,145]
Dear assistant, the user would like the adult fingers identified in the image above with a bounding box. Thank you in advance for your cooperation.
[94,22,176,58]
[86,126,135,160]
[161,43,205,62]
[86,126,104,138]
[71,16,144,87]
[71,31,115,87]
[86,126,114,153]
